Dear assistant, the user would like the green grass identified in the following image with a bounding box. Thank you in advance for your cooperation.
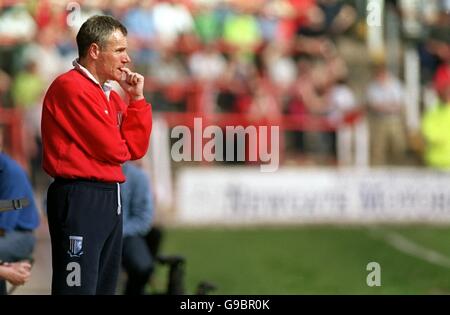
[150,225,450,294]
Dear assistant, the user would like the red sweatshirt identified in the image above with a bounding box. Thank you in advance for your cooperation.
[41,69,152,182]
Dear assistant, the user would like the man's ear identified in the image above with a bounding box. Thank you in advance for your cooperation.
[88,43,101,60]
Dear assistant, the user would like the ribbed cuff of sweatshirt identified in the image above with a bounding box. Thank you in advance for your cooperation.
[129,98,148,109]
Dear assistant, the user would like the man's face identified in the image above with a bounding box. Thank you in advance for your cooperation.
[97,30,131,82]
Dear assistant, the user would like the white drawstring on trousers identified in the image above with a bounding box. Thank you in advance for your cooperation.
[117,183,121,215]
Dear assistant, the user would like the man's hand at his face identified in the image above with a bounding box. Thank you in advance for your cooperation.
[118,67,145,101]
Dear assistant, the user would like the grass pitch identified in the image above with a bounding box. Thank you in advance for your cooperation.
[151,225,450,294]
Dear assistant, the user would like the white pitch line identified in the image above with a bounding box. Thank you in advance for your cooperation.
[370,230,450,269]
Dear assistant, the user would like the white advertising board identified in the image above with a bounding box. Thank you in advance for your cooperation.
[175,167,450,225]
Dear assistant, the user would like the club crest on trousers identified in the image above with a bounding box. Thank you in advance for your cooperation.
[68,236,84,258]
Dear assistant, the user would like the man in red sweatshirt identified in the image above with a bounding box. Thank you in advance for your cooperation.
[41,15,152,294]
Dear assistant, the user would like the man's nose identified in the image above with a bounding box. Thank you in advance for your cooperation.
[122,53,131,64]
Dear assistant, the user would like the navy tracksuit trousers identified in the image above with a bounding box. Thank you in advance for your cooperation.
[46,178,122,295]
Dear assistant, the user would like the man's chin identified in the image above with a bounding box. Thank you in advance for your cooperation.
[111,74,122,82]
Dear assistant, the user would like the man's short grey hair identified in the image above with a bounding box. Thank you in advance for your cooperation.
[76,15,128,58]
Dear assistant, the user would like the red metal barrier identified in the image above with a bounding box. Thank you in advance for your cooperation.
[151,81,364,132]
[158,109,363,165]
[159,110,363,130]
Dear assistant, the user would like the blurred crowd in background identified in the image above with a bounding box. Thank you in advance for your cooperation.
[0,0,450,183]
